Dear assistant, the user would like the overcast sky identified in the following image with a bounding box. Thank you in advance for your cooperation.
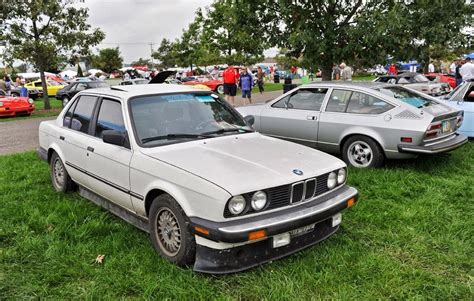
[80,0,213,63]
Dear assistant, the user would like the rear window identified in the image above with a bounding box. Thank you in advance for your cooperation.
[374,86,438,108]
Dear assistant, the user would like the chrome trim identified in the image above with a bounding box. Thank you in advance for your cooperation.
[304,178,317,199]
[290,181,304,203]
[424,133,456,146]
[218,187,358,234]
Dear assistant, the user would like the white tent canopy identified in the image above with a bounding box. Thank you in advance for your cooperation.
[87,69,104,75]
[17,72,57,79]
[59,70,77,78]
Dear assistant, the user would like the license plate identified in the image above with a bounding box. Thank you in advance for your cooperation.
[289,223,315,238]
[442,120,453,133]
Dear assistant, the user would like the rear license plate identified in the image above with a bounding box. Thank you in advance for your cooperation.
[442,119,454,133]
[289,223,315,238]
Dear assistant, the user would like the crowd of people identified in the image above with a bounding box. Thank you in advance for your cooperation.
[331,63,353,81]
[0,75,29,97]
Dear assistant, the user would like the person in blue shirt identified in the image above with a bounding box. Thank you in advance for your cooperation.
[239,68,253,105]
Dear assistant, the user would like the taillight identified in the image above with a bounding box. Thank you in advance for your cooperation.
[456,112,464,128]
[425,122,441,139]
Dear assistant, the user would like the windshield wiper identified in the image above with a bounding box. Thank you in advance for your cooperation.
[201,127,253,136]
[141,133,210,144]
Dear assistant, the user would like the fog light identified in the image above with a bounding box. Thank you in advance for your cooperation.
[332,213,342,227]
[273,232,290,248]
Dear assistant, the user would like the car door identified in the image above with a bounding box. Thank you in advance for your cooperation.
[60,95,99,187]
[259,88,328,147]
[85,97,134,211]
[318,89,395,153]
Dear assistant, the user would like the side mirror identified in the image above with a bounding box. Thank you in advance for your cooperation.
[244,115,255,126]
[103,130,129,148]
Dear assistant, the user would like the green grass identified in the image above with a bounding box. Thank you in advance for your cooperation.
[353,75,377,81]
[252,82,284,93]
[0,98,62,122]
[1,144,473,299]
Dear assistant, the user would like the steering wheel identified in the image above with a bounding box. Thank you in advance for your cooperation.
[195,119,217,131]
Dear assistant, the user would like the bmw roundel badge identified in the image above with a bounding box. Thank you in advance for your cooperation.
[293,169,304,176]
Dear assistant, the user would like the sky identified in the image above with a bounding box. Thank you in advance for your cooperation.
[80,0,214,63]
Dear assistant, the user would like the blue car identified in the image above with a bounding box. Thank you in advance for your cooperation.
[440,80,474,138]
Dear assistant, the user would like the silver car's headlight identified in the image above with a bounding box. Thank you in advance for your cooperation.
[327,172,337,189]
[228,195,246,215]
[337,168,346,184]
[251,191,267,211]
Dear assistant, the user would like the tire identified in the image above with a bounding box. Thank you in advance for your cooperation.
[216,85,224,94]
[342,135,384,168]
[50,152,74,192]
[149,194,196,267]
[62,97,69,107]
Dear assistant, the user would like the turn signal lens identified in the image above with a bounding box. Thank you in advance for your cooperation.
[194,226,209,235]
[248,229,267,241]
[347,198,356,208]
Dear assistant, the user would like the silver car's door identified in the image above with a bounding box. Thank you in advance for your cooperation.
[318,89,395,153]
[61,95,99,187]
[259,88,329,147]
[85,97,134,211]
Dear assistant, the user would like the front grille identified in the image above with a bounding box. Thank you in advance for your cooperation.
[223,172,337,218]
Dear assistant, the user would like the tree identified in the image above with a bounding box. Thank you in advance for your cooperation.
[0,0,104,109]
[153,38,179,69]
[202,1,267,65]
[77,64,84,77]
[131,57,153,68]
[91,47,123,73]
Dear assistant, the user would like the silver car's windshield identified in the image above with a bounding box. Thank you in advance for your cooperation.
[375,86,438,108]
[130,93,251,146]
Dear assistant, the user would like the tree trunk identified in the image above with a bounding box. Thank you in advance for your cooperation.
[39,70,51,110]
[321,65,333,81]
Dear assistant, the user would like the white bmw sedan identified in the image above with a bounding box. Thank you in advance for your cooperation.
[38,84,358,274]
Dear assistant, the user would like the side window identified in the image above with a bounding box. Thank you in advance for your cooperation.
[95,99,126,138]
[272,95,290,108]
[465,87,474,103]
[70,96,98,133]
[63,99,78,128]
[326,89,352,112]
[398,77,410,84]
[76,83,87,91]
[34,82,42,87]
[272,88,327,111]
[346,92,394,114]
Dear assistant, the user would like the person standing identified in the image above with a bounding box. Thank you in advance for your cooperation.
[449,60,457,75]
[223,64,238,105]
[239,68,253,105]
[340,63,352,81]
[459,57,474,81]
[332,64,341,80]
[455,60,464,87]
[4,75,12,96]
[428,62,435,73]
[388,64,397,75]
[256,66,264,94]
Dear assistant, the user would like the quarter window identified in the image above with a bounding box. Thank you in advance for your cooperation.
[70,95,97,133]
[272,88,327,111]
[95,99,126,138]
[63,99,78,128]
[326,89,393,114]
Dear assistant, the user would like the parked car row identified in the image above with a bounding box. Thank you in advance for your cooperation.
[0,90,35,116]
[36,79,469,274]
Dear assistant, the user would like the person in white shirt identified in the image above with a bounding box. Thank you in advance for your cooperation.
[449,61,456,74]
[428,62,435,73]
[459,57,474,81]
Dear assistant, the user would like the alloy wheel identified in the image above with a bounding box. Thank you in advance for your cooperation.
[155,208,182,257]
[347,141,373,168]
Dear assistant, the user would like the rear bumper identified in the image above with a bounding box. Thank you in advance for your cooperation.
[194,218,338,274]
[190,185,358,243]
[398,133,467,154]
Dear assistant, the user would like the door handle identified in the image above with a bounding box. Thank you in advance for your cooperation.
[87,146,94,152]
[306,115,317,120]
[59,136,65,140]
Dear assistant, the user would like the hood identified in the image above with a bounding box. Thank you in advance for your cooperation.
[140,133,345,196]
[149,71,177,84]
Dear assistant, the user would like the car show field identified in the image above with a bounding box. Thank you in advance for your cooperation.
[0,144,472,299]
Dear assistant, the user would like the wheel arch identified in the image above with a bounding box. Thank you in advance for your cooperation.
[47,143,66,163]
[339,132,386,158]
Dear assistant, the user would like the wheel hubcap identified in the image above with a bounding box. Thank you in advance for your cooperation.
[348,141,373,167]
[156,208,181,256]
[53,158,65,187]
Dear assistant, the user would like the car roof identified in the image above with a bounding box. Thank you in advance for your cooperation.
[300,81,389,89]
[80,84,208,99]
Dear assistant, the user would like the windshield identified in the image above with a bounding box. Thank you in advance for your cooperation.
[413,74,429,83]
[134,79,149,85]
[374,86,438,108]
[446,81,467,99]
[48,80,62,86]
[130,93,251,146]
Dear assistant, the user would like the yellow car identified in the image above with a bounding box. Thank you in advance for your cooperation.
[25,80,65,97]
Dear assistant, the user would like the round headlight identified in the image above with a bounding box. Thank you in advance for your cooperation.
[28,98,34,104]
[337,168,346,184]
[228,195,246,215]
[0,101,3,107]
[251,191,267,211]
[327,172,337,189]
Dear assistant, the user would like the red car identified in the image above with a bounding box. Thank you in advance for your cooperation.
[424,73,456,89]
[0,95,35,117]
[182,74,224,94]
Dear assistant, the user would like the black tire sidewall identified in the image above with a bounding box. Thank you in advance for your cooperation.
[342,136,384,168]
[149,194,196,267]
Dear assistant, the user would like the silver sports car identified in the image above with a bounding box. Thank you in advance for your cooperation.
[237,82,467,168]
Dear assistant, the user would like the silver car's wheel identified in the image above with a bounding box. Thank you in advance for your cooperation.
[62,97,69,107]
[342,135,384,168]
[149,194,196,266]
[155,208,181,257]
[347,141,373,168]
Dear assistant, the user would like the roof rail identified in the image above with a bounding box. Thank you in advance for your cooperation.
[110,86,128,92]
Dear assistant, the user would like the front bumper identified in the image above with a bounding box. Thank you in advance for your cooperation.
[0,105,35,116]
[191,185,358,273]
[398,133,467,154]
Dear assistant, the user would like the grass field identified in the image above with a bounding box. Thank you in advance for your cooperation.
[0,98,62,122]
[1,144,473,299]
